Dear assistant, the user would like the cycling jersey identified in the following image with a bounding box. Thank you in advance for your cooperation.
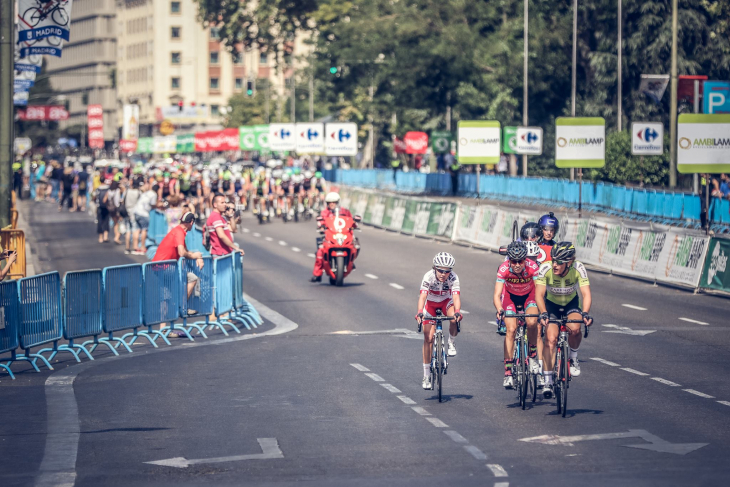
[537,243,552,264]
[496,260,540,296]
[420,270,460,304]
[281,181,290,192]
[313,177,325,191]
[535,261,590,306]
[302,177,312,191]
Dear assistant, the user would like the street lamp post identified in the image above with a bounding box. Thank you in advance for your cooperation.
[570,0,578,181]
[522,0,529,177]
[617,0,622,132]
[669,0,678,188]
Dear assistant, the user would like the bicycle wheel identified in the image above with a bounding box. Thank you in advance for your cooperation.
[520,339,528,409]
[555,347,563,413]
[531,370,538,403]
[437,337,443,402]
[52,7,70,26]
[22,8,42,27]
[561,342,569,417]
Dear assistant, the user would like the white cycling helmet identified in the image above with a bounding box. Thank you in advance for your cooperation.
[281,173,290,182]
[325,192,341,203]
[525,241,540,258]
[272,169,283,178]
[304,170,313,178]
[433,252,455,269]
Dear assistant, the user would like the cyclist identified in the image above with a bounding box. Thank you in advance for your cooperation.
[535,242,594,399]
[310,192,353,282]
[279,172,294,217]
[415,252,463,390]
[494,241,541,389]
[538,212,559,261]
[252,170,267,216]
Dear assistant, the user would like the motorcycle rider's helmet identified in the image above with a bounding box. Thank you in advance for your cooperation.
[433,252,456,269]
[325,192,340,204]
[520,222,542,241]
[538,212,560,235]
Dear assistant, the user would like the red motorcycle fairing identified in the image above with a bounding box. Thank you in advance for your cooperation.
[320,213,359,286]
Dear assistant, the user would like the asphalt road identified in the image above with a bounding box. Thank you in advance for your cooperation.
[3,199,730,487]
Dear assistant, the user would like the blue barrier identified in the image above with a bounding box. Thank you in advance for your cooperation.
[148,210,168,245]
[98,264,144,353]
[231,254,262,329]
[186,226,211,257]
[55,270,102,362]
[16,272,62,371]
[134,261,179,346]
[0,280,21,378]
[212,254,240,335]
[178,256,214,338]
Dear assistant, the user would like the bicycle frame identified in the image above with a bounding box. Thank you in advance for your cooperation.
[546,317,588,417]
[418,310,457,403]
[508,311,540,409]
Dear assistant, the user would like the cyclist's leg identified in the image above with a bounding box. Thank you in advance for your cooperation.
[542,300,562,377]
[524,290,539,348]
[503,292,519,361]
[445,299,457,338]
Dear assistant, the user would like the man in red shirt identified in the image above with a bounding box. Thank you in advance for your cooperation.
[206,194,244,256]
[310,192,354,282]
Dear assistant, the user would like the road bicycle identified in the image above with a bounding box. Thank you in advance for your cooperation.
[418,310,458,403]
[501,308,541,409]
[545,317,589,417]
[22,0,70,28]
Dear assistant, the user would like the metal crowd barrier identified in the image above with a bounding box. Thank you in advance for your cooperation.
[139,261,178,344]
[15,272,62,371]
[179,256,214,338]
[232,254,262,328]
[58,270,101,362]
[211,254,241,335]
[0,281,20,379]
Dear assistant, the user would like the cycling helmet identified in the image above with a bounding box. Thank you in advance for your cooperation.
[525,241,540,258]
[304,170,313,178]
[507,241,528,261]
[281,173,290,182]
[325,192,340,203]
[551,241,576,262]
[520,222,542,241]
[433,252,455,269]
[272,169,283,179]
[538,212,559,233]
[315,171,322,178]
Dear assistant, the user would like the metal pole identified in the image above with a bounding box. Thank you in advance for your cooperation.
[0,0,14,228]
[570,0,578,182]
[290,73,296,123]
[693,80,699,194]
[669,0,678,188]
[369,82,375,169]
[617,0,622,132]
[578,169,583,218]
[522,0,529,176]
[309,74,314,122]
[476,164,481,196]
[265,80,270,124]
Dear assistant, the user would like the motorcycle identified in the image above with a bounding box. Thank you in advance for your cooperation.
[317,210,361,286]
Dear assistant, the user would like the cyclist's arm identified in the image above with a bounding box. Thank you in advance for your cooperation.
[452,292,461,312]
[579,284,591,314]
[535,283,548,314]
[493,281,505,313]
[417,292,428,315]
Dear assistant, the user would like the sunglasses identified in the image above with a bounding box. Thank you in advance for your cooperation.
[509,259,526,265]
[434,268,451,275]
[553,260,570,265]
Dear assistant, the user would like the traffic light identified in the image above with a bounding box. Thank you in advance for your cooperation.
[246,80,254,96]
[178,100,184,112]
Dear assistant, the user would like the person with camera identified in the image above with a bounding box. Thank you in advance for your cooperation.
[0,249,17,281]
[206,194,244,257]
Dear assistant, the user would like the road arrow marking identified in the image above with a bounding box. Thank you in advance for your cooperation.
[331,328,418,337]
[145,438,284,468]
[519,430,707,455]
[602,324,656,336]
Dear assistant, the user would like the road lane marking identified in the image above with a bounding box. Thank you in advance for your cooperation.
[380,383,401,393]
[365,373,384,382]
[291,247,301,252]
[717,401,730,407]
[679,317,709,325]
[243,228,250,233]
[444,430,468,443]
[464,445,487,460]
[488,320,497,326]
[495,483,509,487]
[145,438,283,468]
[487,464,509,477]
[265,237,273,242]
[590,357,621,367]
[425,417,448,428]
[279,240,287,246]
[411,406,431,416]
[307,253,316,258]
[602,324,656,336]
[684,389,714,399]
[364,273,378,279]
[621,368,649,376]
[461,310,469,314]
[253,232,261,237]
[397,395,416,405]
[389,283,405,290]
[652,377,681,387]
[622,304,647,311]
[350,363,369,372]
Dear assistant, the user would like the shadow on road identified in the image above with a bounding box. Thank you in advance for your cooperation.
[425,394,473,403]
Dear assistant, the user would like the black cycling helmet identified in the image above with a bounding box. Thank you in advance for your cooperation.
[551,241,576,262]
[538,212,559,234]
[507,241,528,261]
[520,222,543,241]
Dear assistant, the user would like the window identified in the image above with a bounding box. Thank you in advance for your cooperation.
[170,1,181,13]
[171,26,181,39]
[171,52,181,64]
[259,52,268,64]
[233,52,243,64]
[235,78,243,90]
[210,77,219,90]
[209,51,219,64]
[171,77,180,89]
[210,27,220,40]
[211,104,220,116]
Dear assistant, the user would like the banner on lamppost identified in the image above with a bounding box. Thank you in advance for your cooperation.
[87,104,105,149]
[122,105,140,140]
[17,0,74,57]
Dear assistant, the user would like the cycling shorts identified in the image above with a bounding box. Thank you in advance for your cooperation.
[422,299,454,325]
[502,289,537,315]
[545,295,582,321]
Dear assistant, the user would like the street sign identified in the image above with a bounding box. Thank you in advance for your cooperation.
[404,131,428,154]
[631,122,664,155]
[325,123,358,156]
[503,126,517,154]
[555,117,606,168]
[516,127,543,155]
[431,131,451,154]
[457,121,501,164]
[295,123,325,154]
[268,123,296,152]
[703,81,730,114]
[677,114,730,173]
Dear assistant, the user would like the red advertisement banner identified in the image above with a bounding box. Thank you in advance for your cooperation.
[17,105,69,121]
[404,131,429,154]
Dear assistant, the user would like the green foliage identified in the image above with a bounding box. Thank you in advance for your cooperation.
[588,130,669,186]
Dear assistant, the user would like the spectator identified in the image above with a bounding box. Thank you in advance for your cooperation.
[123,179,141,254]
[206,194,244,256]
[59,166,74,211]
[449,158,461,195]
[96,178,111,243]
[76,166,89,212]
[51,160,63,202]
[107,179,122,244]
[0,248,17,281]
[719,174,730,199]
[131,182,157,255]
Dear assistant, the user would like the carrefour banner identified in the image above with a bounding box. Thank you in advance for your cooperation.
[555,117,606,168]
[677,114,730,174]
[17,0,74,57]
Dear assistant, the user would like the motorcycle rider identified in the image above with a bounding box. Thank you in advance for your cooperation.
[310,192,354,282]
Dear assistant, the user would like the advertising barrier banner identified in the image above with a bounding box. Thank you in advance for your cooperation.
[700,238,730,292]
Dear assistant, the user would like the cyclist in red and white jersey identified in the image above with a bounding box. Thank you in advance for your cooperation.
[493,241,540,389]
[415,252,463,390]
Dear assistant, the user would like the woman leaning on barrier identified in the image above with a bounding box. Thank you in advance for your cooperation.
[0,248,17,281]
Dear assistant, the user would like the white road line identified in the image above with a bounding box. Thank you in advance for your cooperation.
[397,395,416,405]
[652,377,681,387]
[425,417,449,428]
[621,368,649,376]
[243,228,250,233]
[488,320,497,326]
[464,445,487,460]
[278,240,287,246]
[684,389,714,399]
[590,357,621,367]
[389,283,405,290]
[717,401,730,407]
[495,483,510,487]
[622,304,647,311]
[307,253,316,258]
[411,406,431,416]
[487,464,509,477]
[461,310,469,314]
[253,232,261,237]
[350,363,369,372]
[365,373,384,382]
[380,383,401,393]
[679,317,709,325]
[291,247,301,252]
[265,237,273,242]
[443,430,468,443]
[364,273,379,279]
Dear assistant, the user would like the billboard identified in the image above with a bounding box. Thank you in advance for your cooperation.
[703,81,730,115]
[325,123,358,156]
[296,123,325,154]
[269,123,296,152]
[677,114,730,174]
[457,121,501,164]
[631,122,664,156]
[515,127,543,155]
[122,104,140,140]
[555,117,606,168]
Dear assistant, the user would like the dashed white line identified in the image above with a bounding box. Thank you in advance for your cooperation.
[717,401,730,407]
[652,377,681,387]
[622,304,647,311]
[350,363,369,372]
[364,273,379,279]
[411,406,431,416]
[590,357,621,367]
[253,232,261,237]
[444,430,468,443]
[487,464,509,477]
[679,317,709,325]
[495,483,510,487]
[389,283,405,290]
[684,389,714,399]
[397,395,416,405]
[265,237,273,242]
[291,247,301,252]
[307,253,316,258]
[243,228,250,233]
[461,310,469,314]
[425,417,448,428]
[464,445,487,460]
[278,240,287,246]
[488,320,497,326]
[621,368,649,376]
[365,373,384,382]
[380,383,401,393]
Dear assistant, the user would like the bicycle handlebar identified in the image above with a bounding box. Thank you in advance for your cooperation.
[545,319,590,338]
